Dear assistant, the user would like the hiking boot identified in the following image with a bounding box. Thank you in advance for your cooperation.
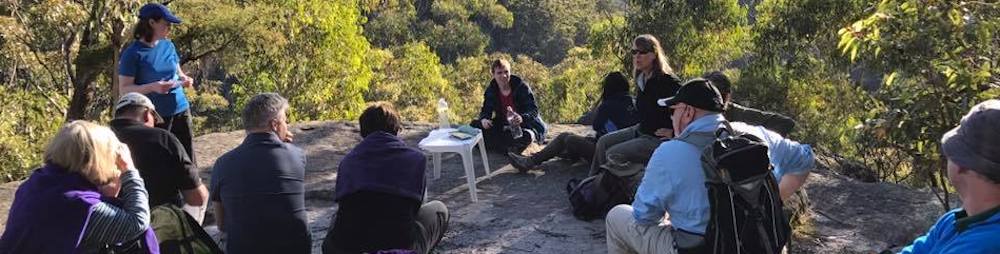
[507,152,535,173]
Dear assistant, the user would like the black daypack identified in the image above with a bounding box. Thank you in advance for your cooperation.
[565,170,643,221]
[677,122,791,254]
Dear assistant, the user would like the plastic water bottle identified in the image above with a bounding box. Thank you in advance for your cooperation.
[437,98,450,129]
[506,106,523,139]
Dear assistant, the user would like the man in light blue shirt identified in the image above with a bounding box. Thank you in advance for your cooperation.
[730,122,814,200]
[605,78,725,254]
[606,79,816,254]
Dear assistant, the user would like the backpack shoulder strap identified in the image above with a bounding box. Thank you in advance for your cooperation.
[674,131,716,150]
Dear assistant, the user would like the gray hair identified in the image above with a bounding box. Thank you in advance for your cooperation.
[242,93,289,131]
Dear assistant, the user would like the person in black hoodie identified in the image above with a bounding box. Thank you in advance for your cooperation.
[507,71,638,172]
[589,34,683,177]
[471,59,547,154]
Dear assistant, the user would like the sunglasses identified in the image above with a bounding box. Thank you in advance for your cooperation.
[631,49,651,55]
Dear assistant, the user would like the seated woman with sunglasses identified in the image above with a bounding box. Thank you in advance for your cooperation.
[587,34,683,177]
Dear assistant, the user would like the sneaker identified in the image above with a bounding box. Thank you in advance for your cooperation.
[507,152,535,173]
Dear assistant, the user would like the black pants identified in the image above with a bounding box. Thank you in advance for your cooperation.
[528,132,596,165]
[470,119,533,154]
[156,109,196,166]
[323,201,450,254]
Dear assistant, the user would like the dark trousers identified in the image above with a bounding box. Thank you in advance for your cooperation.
[470,120,533,153]
[528,132,596,165]
[156,109,196,166]
[323,201,450,254]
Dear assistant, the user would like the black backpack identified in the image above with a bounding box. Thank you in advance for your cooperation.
[565,170,643,221]
[677,122,791,254]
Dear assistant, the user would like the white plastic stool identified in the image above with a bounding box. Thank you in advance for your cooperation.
[418,128,490,202]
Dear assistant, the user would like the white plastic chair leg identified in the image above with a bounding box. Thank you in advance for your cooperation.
[461,152,478,202]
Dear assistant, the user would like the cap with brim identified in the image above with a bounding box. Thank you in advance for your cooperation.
[115,92,165,124]
[139,3,182,24]
[657,78,725,112]
[941,100,1000,178]
[657,97,678,107]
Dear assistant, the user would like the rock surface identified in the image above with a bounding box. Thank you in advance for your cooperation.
[0,121,949,253]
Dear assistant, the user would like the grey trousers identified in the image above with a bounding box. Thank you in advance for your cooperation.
[413,200,449,254]
[605,205,677,254]
[589,125,663,176]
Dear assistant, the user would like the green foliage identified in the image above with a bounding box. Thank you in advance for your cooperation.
[361,0,512,63]
[541,47,622,123]
[588,15,630,73]
[739,0,871,149]
[366,42,450,122]
[229,0,373,122]
[0,86,64,182]
[442,55,490,122]
[492,0,602,65]
[187,80,235,135]
[626,0,752,77]
[0,0,140,180]
[839,0,999,206]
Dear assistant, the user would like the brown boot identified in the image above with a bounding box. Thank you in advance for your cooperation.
[507,152,536,173]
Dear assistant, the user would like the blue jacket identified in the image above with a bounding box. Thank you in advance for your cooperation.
[900,206,1000,254]
[593,92,638,138]
[478,75,547,141]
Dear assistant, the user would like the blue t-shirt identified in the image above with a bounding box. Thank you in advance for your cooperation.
[118,39,189,116]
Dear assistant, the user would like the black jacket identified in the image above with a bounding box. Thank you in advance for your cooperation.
[726,102,797,136]
[593,92,639,137]
[478,75,548,139]
[636,72,683,135]
[109,119,200,207]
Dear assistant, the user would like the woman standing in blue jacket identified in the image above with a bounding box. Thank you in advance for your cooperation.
[508,71,638,173]
[117,3,197,165]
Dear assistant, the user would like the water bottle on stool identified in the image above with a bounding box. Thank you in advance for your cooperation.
[437,98,450,129]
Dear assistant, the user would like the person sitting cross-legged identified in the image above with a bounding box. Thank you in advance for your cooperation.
[471,59,547,154]
[210,93,310,254]
[322,102,450,254]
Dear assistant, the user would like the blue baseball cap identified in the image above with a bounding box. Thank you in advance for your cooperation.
[138,3,182,24]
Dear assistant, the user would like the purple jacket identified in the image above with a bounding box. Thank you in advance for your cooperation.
[0,164,158,254]
[335,131,426,202]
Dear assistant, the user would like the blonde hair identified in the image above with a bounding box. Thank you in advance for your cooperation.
[44,121,122,186]
[633,34,675,78]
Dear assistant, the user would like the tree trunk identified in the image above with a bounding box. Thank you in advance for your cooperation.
[65,0,115,121]
[110,18,125,116]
